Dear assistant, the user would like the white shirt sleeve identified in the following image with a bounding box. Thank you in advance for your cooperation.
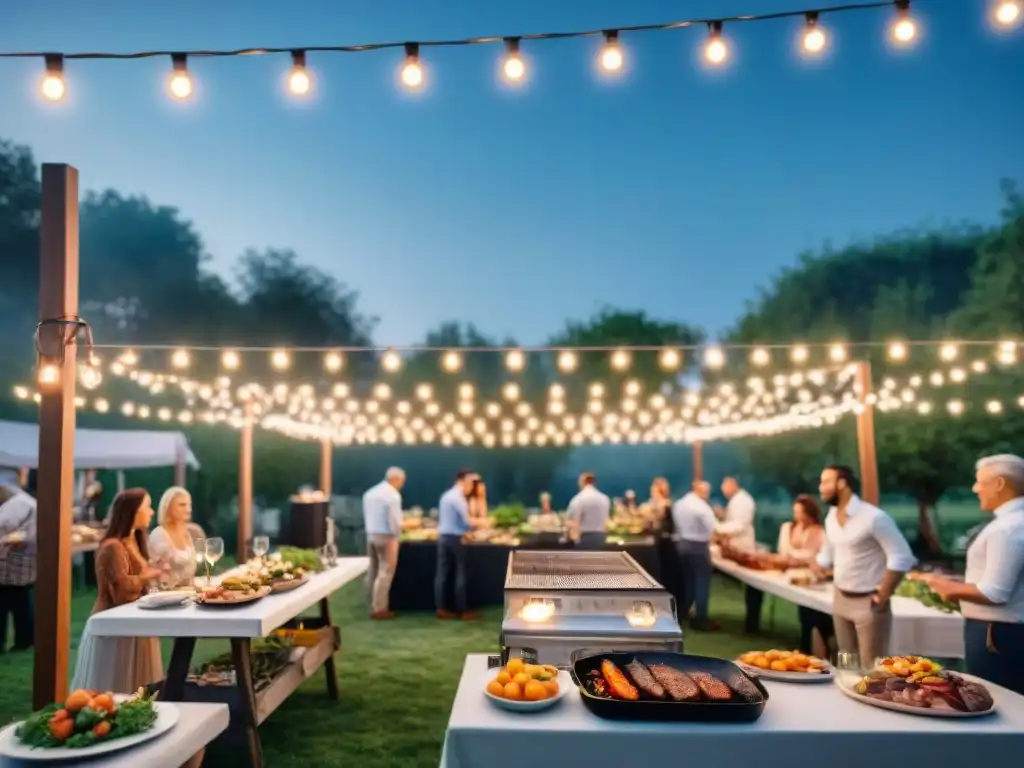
[975,529,1024,604]
[871,512,917,573]
[566,495,580,523]
[697,500,718,534]
[388,491,403,536]
[816,534,834,569]
[716,493,755,535]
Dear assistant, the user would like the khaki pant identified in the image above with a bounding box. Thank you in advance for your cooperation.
[832,589,892,665]
[367,535,399,614]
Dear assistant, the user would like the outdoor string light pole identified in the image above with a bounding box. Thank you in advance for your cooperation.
[855,359,881,505]
[319,437,333,499]
[238,399,254,563]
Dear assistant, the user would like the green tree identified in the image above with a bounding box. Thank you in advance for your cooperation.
[0,140,41,364]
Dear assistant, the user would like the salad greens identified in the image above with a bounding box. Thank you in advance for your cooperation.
[896,578,960,613]
[275,546,325,571]
[490,504,527,529]
[15,689,158,750]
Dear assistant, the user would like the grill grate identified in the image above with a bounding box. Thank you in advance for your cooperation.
[505,550,659,590]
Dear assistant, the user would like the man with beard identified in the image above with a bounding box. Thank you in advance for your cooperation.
[813,465,916,663]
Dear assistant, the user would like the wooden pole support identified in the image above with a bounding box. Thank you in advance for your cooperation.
[854,360,880,505]
[691,441,704,482]
[237,400,254,563]
[319,438,332,498]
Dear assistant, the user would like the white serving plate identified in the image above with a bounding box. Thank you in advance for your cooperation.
[0,700,179,761]
[835,676,997,718]
[483,670,573,713]
[137,591,193,610]
[737,660,834,684]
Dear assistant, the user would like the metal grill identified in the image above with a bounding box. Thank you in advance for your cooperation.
[505,550,659,590]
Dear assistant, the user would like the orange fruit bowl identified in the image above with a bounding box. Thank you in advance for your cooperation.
[483,668,572,713]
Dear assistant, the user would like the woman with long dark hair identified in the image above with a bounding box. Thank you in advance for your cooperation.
[778,494,832,657]
[71,489,164,692]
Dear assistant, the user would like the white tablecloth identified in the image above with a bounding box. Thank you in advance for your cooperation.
[713,556,965,658]
[86,557,368,638]
[441,655,1024,768]
[0,702,228,767]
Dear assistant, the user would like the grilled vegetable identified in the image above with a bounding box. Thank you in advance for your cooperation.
[648,665,701,701]
[691,672,733,702]
[626,660,665,700]
[601,660,639,701]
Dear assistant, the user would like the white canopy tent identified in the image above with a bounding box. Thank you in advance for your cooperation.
[0,419,200,471]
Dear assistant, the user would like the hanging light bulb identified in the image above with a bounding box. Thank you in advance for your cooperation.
[704,346,726,369]
[557,350,578,373]
[221,350,241,370]
[505,349,526,371]
[887,341,908,361]
[169,53,193,99]
[324,351,344,372]
[171,349,191,369]
[40,54,66,101]
[270,349,291,370]
[288,50,312,95]
[994,0,1021,27]
[659,348,682,370]
[401,43,424,90]
[441,350,463,373]
[502,37,526,83]
[381,349,403,372]
[891,0,917,45]
[801,12,827,54]
[599,30,623,72]
[610,349,632,371]
[704,21,729,65]
[750,347,771,367]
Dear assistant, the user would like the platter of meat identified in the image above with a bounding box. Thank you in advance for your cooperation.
[570,651,768,722]
[840,656,996,718]
[195,582,271,607]
[736,649,833,683]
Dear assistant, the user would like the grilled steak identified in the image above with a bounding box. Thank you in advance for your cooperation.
[626,660,666,700]
[691,671,733,702]
[648,664,700,701]
[728,672,763,703]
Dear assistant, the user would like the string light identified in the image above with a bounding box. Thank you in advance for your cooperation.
[891,0,917,45]
[750,347,771,367]
[324,351,344,373]
[40,54,65,101]
[994,0,1021,26]
[557,350,578,373]
[939,342,959,361]
[829,343,848,362]
[505,349,526,372]
[441,350,463,373]
[381,349,403,373]
[221,350,240,370]
[791,345,809,364]
[270,349,291,370]
[168,53,193,99]
[170,349,190,369]
[599,30,623,73]
[502,382,521,401]
[287,50,312,96]
[887,341,908,361]
[801,12,828,54]
[401,43,424,90]
[659,348,682,370]
[704,21,729,65]
[37,364,59,387]
[502,37,526,83]
[610,349,632,371]
[704,346,726,369]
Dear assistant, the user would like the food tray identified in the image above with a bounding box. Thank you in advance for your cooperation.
[571,651,768,722]
[195,586,271,607]
[270,576,308,594]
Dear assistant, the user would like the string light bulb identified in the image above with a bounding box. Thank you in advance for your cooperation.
[37,364,59,387]
[610,349,632,371]
[221,350,241,370]
[704,21,729,65]
[939,342,959,361]
[750,347,771,367]
[41,54,66,101]
[401,43,424,90]
[557,350,578,373]
[169,53,193,99]
[659,348,682,370]
[891,0,917,45]
[802,12,827,54]
[505,349,526,372]
[441,350,463,373]
[791,345,809,364]
[829,343,847,362]
[502,37,526,83]
[171,349,190,369]
[704,346,726,369]
[270,349,291,370]
[887,341,908,361]
[995,0,1021,26]
[381,349,403,372]
[324,351,344,372]
[600,30,623,72]
[288,50,312,96]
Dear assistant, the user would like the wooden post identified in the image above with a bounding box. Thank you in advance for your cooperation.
[691,441,704,482]
[854,360,880,505]
[33,163,79,710]
[237,400,254,563]
[173,452,186,487]
[319,438,332,498]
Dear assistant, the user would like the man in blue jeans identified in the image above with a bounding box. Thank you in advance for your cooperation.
[435,470,486,620]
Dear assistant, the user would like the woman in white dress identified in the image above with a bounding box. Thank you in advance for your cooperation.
[71,489,163,693]
[776,495,831,657]
[148,487,197,589]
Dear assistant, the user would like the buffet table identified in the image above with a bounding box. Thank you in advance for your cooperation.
[85,557,368,768]
[441,654,1024,768]
[712,556,965,658]
[390,539,660,612]
[0,702,229,768]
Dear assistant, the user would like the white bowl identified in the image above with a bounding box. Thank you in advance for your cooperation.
[482,670,572,713]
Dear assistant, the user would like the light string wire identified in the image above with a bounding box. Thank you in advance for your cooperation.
[0,1,915,60]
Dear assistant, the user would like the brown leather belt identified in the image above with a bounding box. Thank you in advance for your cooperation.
[836,588,875,598]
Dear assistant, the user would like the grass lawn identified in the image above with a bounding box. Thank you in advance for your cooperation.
[0,573,803,767]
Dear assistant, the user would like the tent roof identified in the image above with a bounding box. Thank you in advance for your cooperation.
[0,420,200,471]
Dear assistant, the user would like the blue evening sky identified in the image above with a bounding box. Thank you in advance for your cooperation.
[1,0,1021,344]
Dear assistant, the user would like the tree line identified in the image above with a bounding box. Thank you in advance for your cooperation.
[2,137,1022,554]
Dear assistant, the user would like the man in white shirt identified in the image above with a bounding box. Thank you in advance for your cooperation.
[715,477,762,633]
[672,480,718,631]
[362,467,406,619]
[813,465,916,663]
[0,484,37,652]
[919,454,1024,694]
[566,472,611,550]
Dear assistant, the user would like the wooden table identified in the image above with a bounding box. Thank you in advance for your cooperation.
[85,557,369,767]
[0,702,229,768]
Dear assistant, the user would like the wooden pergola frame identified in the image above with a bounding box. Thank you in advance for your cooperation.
[29,161,878,709]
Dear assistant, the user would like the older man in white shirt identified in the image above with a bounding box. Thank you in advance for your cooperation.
[672,480,718,631]
[567,472,611,550]
[920,454,1024,694]
[715,477,762,633]
[362,467,406,619]
[0,483,37,652]
[813,464,916,663]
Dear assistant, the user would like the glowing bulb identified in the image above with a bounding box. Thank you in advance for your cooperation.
[704,346,726,369]
[610,350,631,371]
[947,399,964,416]
[995,1,1021,26]
[221,350,240,370]
[750,348,771,367]
[415,383,433,401]
[659,348,682,370]
[887,342,907,361]
[505,349,526,372]
[288,51,312,95]
[939,342,959,361]
[381,350,403,372]
[79,366,102,390]
[271,349,291,370]
[704,22,728,65]
[169,54,193,99]
[401,43,424,90]
[171,349,190,369]
[37,364,59,386]
[557,350,578,372]
[549,383,565,399]
[600,31,623,72]
[120,349,139,366]
[441,351,463,373]
[502,382,520,401]
[829,343,847,362]
[986,399,1004,415]
[791,345,809,363]
[324,352,343,372]
[803,16,827,55]
[502,38,526,82]
[41,54,65,101]
[892,2,917,44]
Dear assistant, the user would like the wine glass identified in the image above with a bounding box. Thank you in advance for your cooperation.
[192,538,206,587]
[205,537,224,580]
[253,535,270,561]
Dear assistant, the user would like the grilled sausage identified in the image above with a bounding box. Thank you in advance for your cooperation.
[626,660,666,700]
[691,672,733,702]
[727,672,763,703]
[648,664,701,701]
[601,660,639,701]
